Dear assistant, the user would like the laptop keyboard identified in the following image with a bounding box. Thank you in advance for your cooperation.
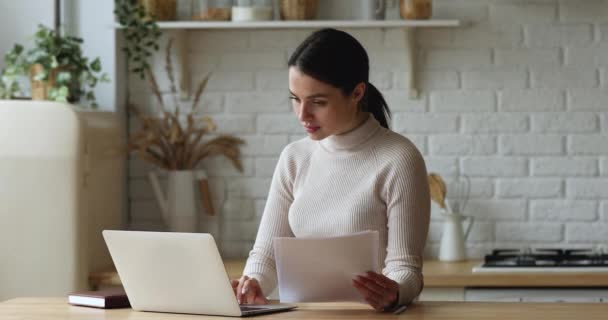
[240,306,266,311]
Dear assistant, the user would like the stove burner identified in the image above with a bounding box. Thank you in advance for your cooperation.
[483,247,608,268]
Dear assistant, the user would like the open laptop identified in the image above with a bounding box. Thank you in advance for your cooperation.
[102,230,296,317]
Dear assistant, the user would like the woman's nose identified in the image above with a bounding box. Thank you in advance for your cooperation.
[296,103,312,121]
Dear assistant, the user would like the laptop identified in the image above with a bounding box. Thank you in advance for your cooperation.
[102,230,296,317]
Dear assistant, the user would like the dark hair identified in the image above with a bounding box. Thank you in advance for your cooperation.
[287,28,391,129]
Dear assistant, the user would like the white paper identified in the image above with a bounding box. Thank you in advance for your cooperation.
[273,230,380,303]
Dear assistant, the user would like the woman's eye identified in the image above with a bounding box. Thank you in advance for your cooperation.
[312,100,326,106]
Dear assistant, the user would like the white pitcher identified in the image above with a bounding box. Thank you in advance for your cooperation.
[148,170,209,232]
[438,212,474,262]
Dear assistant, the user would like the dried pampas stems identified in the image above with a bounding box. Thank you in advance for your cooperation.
[128,38,244,171]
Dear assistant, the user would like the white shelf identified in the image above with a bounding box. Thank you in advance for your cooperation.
[152,19,460,29]
[117,19,462,99]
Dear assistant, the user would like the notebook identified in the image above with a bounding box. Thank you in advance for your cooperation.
[102,230,296,317]
[68,287,130,309]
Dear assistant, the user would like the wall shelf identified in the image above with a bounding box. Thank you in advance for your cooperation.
[152,19,460,29]
[117,19,462,99]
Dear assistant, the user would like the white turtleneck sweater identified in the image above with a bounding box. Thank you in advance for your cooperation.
[243,114,430,305]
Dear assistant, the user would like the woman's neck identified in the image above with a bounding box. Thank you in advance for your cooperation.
[337,112,370,136]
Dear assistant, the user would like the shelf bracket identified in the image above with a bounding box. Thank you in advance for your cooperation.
[175,29,191,100]
[404,27,419,99]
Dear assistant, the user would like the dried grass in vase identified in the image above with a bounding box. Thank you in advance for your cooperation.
[128,38,244,171]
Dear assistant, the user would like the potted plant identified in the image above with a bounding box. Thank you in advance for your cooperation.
[0,24,108,107]
[128,39,245,232]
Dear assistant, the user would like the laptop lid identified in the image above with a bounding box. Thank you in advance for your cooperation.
[103,230,244,316]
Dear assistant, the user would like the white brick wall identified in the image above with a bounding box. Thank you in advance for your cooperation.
[497,178,563,198]
[531,158,598,176]
[496,222,563,242]
[127,0,608,258]
[531,200,598,222]
[499,135,563,155]
[499,89,565,112]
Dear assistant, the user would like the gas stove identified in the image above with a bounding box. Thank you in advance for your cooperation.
[472,247,608,273]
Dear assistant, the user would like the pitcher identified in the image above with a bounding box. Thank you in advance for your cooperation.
[438,212,474,262]
[148,170,211,232]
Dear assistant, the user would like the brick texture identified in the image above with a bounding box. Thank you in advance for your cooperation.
[126,1,608,258]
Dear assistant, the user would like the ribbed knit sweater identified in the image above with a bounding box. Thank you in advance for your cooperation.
[243,114,430,305]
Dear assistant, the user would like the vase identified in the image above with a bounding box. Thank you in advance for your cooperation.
[29,64,79,102]
[148,169,214,232]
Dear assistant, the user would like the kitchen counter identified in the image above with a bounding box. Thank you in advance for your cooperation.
[89,260,608,289]
[423,260,608,287]
[2,297,607,319]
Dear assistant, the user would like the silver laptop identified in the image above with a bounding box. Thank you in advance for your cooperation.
[102,230,295,317]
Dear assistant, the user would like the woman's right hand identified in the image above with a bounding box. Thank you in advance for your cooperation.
[230,275,268,305]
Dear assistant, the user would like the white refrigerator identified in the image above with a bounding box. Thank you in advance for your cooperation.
[0,100,126,301]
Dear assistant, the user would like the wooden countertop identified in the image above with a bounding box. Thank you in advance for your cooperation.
[89,260,608,289]
[423,260,608,287]
[2,298,608,319]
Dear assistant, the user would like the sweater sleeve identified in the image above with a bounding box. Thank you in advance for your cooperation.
[242,145,296,296]
[381,141,430,305]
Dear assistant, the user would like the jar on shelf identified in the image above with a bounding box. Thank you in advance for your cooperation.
[279,0,318,20]
[192,0,233,21]
[232,0,274,21]
[400,0,432,20]
[139,0,177,21]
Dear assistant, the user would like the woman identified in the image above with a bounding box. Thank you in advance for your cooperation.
[231,28,430,312]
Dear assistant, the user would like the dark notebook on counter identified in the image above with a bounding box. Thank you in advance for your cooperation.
[68,287,130,309]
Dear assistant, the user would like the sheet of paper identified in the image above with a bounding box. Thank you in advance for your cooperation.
[273,230,380,303]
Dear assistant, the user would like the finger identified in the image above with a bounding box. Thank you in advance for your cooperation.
[352,279,383,308]
[236,276,249,304]
[355,275,398,308]
[365,272,400,297]
[254,293,269,305]
[381,291,399,307]
[252,282,268,305]
[365,272,392,288]
[354,276,384,297]
[243,279,256,304]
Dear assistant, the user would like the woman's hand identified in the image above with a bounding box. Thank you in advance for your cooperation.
[352,271,399,312]
[230,275,268,305]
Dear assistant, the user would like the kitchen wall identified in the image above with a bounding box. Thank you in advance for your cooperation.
[128,0,608,258]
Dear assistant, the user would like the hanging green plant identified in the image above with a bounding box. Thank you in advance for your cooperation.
[114,0,163,80]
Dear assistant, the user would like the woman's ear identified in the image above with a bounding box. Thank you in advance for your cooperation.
[351,82,366,104]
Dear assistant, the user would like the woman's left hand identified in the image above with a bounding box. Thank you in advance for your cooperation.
[352,271,399,312]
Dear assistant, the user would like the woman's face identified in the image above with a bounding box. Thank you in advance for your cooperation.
[288,67,365,141]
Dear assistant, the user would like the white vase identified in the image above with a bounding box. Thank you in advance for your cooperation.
[148,170,208,232]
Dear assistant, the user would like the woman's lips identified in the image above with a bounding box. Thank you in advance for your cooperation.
[305,126,320,133]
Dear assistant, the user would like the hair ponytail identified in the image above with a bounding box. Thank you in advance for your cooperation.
[363,82,391,129]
